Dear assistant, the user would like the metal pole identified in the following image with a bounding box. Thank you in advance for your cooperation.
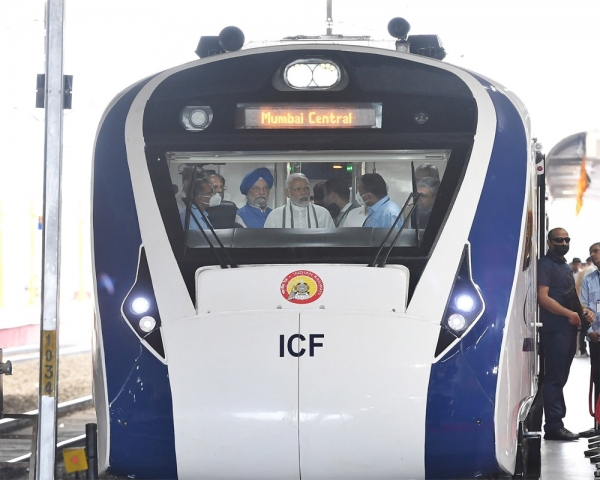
[35,0,65,478]
[85,423,98,479]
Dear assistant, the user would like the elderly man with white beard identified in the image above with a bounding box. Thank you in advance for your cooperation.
[264,173,334,229]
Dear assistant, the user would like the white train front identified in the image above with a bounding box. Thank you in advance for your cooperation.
[91,20,541,479]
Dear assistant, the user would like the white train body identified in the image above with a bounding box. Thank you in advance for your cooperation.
[92,36,540,479]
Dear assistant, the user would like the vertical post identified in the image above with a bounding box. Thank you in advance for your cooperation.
[85,423,98,479]
[326,0,333,36]
[35,0,65,478]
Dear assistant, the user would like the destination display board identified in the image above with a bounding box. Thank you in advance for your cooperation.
[235,103,382,129]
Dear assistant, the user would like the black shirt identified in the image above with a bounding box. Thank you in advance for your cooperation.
[538,249,576,332]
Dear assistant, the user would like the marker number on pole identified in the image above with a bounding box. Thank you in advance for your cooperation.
[42,330,57,397]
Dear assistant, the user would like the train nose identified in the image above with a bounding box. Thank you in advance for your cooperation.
[163,309,441,479]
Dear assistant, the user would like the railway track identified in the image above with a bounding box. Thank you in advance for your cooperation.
[0,395,94,478]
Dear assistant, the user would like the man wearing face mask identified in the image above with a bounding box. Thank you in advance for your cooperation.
[537,227,594,441]
[200,170,247,228]
[264,173,334,228]
[237,168,273,228]
[180,178,220,230]
[356,173,403,229]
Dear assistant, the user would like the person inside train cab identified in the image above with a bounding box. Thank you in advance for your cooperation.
[323,178,356,227]
[176,166,196,214]
[236,167,273,228]
[415,176,440,227]
[181,178,218,230]
[356,173,403,229]
[537,228,594,441]
[203,170,226,199]
[415,163,440,181]
[312,181,326,207]
[264,173,335,228]
[195,169,245,228]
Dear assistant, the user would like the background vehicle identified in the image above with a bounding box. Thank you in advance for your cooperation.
[92,17,542,479]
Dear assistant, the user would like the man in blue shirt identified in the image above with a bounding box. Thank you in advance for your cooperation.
[356,173,403,228]
[580,242,600,433]
[180,178,218,231]
[538,228,594,440]
[236,168,273,228]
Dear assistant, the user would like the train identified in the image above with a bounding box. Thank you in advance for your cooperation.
[91,16,543,480]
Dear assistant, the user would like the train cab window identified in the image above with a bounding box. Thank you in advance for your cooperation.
[163,150,450,256]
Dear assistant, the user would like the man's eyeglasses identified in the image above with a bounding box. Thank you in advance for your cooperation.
[249,186,270,193]
[550,237,570,244]
[290,186,311,193]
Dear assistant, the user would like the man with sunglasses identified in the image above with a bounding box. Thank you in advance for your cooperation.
[538,228,594,440]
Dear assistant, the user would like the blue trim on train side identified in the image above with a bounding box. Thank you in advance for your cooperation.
[425,80,527,478]
[93,80,178,479]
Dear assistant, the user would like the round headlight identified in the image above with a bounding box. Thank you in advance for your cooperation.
[189,109,209,128]
[131,297,150,315]
[312,63,340,87]
[139,316,157,333]
[448,313,467,332]
[286,63,313,88]
[455,294,475,312]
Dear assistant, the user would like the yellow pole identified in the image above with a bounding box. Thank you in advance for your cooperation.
[28,203,38,304]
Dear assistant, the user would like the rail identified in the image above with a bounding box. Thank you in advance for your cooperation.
[0,395,93,471]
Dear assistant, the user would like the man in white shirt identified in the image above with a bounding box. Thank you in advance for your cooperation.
[264,173,334,228]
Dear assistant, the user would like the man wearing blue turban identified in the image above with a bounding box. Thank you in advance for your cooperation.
[237,168,274,228]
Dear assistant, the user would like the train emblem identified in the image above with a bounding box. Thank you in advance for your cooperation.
[280,270,324,304]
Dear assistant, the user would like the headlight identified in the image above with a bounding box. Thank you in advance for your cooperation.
[180,106,213,131]
[139,316,157,333]
[131,297,150,315]
[121,247,165,360]
[435,244,485,356]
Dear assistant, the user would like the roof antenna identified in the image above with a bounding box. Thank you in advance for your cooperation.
[326,0,333,36]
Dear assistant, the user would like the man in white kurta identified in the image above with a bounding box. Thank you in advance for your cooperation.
[264,173,335,229]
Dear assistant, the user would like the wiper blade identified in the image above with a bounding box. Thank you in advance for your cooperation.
[368,192,422,268]
[184,199,238,268]
[182,165,237,268]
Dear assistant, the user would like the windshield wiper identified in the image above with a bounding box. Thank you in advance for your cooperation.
[182,166,237,268]
[368,192,422,268]
[183,198,238,268]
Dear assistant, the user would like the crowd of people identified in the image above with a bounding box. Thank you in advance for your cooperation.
[537,228,600,441]
[177,164,440,232]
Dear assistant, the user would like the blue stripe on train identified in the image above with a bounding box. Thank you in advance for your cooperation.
[425,81,527,478]
[93,80,178,479]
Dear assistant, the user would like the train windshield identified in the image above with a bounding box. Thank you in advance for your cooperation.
[159,148,455,266]
[140,48,477,271]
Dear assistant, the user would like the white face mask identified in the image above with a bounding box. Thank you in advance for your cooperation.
[208,193,222,207]
[355,191,367,206]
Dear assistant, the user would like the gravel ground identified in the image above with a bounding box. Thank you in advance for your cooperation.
[2,353,92,413]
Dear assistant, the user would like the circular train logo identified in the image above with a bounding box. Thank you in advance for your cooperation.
[280,270,324,304]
